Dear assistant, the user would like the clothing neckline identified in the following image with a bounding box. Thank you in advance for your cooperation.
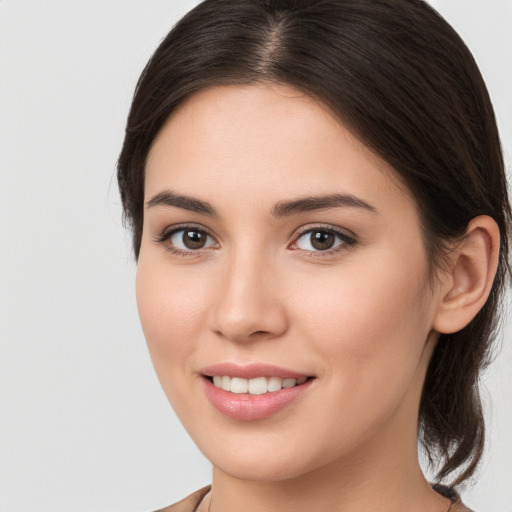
[158,484,471,512]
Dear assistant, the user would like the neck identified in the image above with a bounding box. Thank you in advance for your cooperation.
[206,433,450,512]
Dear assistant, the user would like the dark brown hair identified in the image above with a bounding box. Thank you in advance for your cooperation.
[117,0,511,486]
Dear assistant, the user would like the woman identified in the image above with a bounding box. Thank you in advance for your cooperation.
[117,0,511,510]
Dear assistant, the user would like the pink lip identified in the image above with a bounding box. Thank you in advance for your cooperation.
[200,362,310,380]
[199,363,315,421]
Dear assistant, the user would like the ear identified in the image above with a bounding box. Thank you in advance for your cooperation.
[433,215,500,334]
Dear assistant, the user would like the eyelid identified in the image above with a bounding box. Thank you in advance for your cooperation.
[153,222,213,241]
[153,223,219,255]
[152,222,357,256]
[288,224,357,253]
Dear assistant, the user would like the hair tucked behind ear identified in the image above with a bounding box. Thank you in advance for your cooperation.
[117,0,511,486]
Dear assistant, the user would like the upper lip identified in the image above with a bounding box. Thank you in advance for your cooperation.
[200,362,311,380]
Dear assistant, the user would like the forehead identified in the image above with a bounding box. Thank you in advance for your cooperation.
[145,83,415,215]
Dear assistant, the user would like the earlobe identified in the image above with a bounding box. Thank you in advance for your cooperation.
[433,215,500,334]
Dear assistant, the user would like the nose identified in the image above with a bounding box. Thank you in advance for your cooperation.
[208,251,289,343]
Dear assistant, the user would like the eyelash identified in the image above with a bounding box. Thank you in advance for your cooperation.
[154,224,357,257]
[290,225,357,256]
[153,224,217,257]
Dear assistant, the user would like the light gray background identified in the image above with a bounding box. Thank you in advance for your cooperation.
[0,1,510,511]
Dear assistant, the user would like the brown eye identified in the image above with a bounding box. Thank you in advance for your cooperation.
[310,231,335,250]
[167,228,217,252]
[293,227,355,253]
[183,230,207,249]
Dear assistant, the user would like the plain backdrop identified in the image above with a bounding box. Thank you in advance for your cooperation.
[0,1,510,511]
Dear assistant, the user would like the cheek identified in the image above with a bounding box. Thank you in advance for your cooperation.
[291,248,432,387]
[286,261,432,454]
[135,259,208,369]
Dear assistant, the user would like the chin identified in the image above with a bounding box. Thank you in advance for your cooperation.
[195,431,332,484]
[213,455,312,483]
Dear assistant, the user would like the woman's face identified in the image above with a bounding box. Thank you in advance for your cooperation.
[137,84,444,482]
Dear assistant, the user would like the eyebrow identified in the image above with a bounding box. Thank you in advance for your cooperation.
[146,190,217,216]
[271,193,377,217]
[146,190,377,217]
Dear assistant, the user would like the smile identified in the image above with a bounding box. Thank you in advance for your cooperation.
[211,375,308,395]
[201,365,315,421]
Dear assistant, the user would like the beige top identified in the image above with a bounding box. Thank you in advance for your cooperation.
[155,485,474,512]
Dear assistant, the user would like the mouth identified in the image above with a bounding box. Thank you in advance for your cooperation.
[204,375,312,395]
[200,364,315,421]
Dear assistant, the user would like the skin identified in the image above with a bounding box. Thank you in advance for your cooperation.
[136,83,496,511]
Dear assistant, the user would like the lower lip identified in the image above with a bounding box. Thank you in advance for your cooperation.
[202,378,314,421]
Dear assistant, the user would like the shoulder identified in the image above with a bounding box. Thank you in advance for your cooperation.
[154,486,211,512]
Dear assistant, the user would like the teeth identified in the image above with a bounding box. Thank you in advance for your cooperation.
[248,377,267,395]
[282,378,296,388]
[267,376,282,392]
[211,375,306,394]
[230,377,248,394]
[221,375,231,392]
